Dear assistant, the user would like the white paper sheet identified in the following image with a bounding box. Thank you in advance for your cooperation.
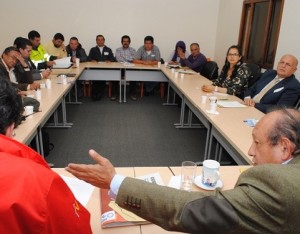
[60,175,95,207]
[52,57,72,69]
[136,172,164,186]
[168,175,181,189]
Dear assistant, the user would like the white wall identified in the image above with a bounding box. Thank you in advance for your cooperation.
[0,0,219,61]
[275,0,300,77]
[1,0,299,77]
[214,0,243,68]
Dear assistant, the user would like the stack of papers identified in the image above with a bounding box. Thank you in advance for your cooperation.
[52,57,72,69]
[178,69,197,75]
[217,101,247,108]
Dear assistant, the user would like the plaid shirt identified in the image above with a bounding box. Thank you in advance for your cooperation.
[115,47,136,62]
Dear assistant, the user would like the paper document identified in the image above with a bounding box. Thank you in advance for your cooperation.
[136,172,164,186]
[52,57,72,69]
[178,69,197,75]
[60,175,95,206]
[168,175,181,189]
[217,100,247,108]
[109,201,146,222]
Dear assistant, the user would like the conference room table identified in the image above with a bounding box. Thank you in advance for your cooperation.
[53,164,252,234]
[159,65,264,164]
[14,74,77,155]
[14,61,264,164]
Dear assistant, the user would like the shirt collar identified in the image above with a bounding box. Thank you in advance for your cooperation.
[1,58,14,72]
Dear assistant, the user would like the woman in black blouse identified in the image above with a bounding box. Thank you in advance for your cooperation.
[202,45,250,98]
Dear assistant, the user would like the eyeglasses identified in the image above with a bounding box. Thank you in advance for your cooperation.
[227,53,240,57]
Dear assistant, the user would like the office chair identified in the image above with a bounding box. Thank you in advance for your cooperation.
[245,63,262,88]
[200,61,219,80]
[295,98,300,110]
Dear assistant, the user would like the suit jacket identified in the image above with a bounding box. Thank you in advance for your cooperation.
[244,69,300,113]
[88,45,115,62]
[0,60,32,91]
[116,156,300,234]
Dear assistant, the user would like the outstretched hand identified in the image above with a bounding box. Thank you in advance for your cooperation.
[65,149,116,189]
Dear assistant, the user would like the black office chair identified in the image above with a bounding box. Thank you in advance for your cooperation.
[200,61,219,80]
[245,63,262,88]
[295,98,300,110]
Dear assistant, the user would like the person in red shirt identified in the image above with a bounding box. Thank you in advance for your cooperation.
[0,78,92,233]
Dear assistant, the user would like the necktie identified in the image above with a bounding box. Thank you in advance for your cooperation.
[253,77,280,102]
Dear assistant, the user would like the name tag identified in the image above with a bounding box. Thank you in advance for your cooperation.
[151,54,155,57]
[104,52,109,55]
[274,87,284,93]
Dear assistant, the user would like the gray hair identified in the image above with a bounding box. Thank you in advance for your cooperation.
[268,108,300,156]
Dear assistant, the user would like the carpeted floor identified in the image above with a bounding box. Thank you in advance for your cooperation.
[44,92,234,167]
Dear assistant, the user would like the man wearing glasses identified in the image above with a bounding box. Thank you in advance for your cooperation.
[244,54,300,113]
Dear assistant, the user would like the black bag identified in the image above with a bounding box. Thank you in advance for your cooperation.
[30,130,54,157]
[22,96,40,112]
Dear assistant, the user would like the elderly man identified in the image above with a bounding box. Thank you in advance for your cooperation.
[66,108,300,233]
[244,54,300,113]
[178,43,207,73]
[0,78,92,233]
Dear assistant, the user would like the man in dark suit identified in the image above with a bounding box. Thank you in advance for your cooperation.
[0,46,39,92]
[88,35,116,101]
[66,108,300,233]
[244,54,300,113]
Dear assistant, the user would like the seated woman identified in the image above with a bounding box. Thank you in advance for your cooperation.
[202,45,250,98]
[168,41,189,65]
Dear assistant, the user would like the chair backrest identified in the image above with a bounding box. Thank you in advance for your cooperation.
[295,98,300,110]
[245,63,262,88]
[201,61,219,80]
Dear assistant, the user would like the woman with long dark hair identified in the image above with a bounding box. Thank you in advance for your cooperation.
[202,45,250,98]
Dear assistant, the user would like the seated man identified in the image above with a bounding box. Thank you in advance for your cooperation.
[44,33,67,58]
[66,36,88,63]
[28,30,56,70]
[15,38,51,81]
[134,35,161,96]
[88,35,116,101]
[0,46,39,91]
[115,35,137,100]
[0,78,92,233]
[178,43,207,73]
[67,108,300,233]
[244,54,300,113]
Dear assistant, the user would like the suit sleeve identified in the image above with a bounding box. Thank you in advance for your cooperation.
[108,48,116,62]
[116,177,239,233]
[78,48,88,62]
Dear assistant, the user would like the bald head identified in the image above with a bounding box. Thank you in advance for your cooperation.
[277,54,298,78]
